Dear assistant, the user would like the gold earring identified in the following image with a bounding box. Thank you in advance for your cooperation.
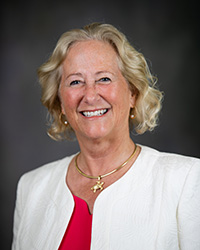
[59,113,68,126]
[130,114,135,119]
[130,108,136,119]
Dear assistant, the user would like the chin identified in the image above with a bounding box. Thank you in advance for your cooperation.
[85,132,108,140]
[79,127,111,141]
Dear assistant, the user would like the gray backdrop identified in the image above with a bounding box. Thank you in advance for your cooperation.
[1,0,199,249]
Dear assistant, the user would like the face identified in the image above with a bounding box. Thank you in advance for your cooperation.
[59,40,136,141]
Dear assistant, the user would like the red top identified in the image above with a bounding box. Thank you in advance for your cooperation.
[58,194,93,250]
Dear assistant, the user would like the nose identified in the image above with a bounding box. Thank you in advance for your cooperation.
[83,83,99,104]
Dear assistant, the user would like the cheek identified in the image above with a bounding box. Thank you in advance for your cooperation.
[60,89,79,113]
[101,84,120,102]
[108,84,131,107]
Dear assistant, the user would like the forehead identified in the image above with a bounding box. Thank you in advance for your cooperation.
[63,40,119,71]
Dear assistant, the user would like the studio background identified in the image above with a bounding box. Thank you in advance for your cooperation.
[1,0,199,249]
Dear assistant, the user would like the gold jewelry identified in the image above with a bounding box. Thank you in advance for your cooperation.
[59,113,68,125]
[130,108,136,119]
[75,144,137,193]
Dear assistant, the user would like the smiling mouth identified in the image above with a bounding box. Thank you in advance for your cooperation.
[81,109,109,118]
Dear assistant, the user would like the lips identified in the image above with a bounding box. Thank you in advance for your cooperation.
[81,109,109,117]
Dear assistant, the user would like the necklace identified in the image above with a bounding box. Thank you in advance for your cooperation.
[75,144,137,193]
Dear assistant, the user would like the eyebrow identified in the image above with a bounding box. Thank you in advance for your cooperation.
[95,71,114,76]
[65,70,114,80]
[65,72,83,80]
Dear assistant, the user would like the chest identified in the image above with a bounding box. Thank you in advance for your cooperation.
[19,167,182,250]
[68,179,106,214]
[91,179,181,249]
[67,166,128,214]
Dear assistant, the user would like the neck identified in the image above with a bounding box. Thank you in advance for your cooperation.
[75,133,136,177]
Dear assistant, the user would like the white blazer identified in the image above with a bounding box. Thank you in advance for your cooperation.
[12,145,200,250]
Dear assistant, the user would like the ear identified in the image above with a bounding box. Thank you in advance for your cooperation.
[60,100,66,115]
[58,85,65,115]
[129,89,138,108]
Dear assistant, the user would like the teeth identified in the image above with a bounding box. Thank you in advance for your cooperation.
[82,109,107,117]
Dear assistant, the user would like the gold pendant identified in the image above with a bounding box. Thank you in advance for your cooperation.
[91,176,104,193]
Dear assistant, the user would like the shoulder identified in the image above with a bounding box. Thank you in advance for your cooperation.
[20,154,75,182]
[17,154,76,198]
[139,145,200,185]
[140,145,200,169]
[137,145,200,204]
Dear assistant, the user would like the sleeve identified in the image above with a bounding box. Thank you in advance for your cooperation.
[177,160,200,250]
[11,176,24,250]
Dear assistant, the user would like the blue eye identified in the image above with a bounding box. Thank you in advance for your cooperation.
[99,77,111,82]
[70,80,80,86]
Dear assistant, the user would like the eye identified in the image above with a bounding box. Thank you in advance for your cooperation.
[99,77,111,83]
[70,80,81,86]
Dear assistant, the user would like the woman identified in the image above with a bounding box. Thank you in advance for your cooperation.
[12,23,200,250]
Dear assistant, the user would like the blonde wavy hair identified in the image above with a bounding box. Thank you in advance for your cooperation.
[38,22,163,140]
